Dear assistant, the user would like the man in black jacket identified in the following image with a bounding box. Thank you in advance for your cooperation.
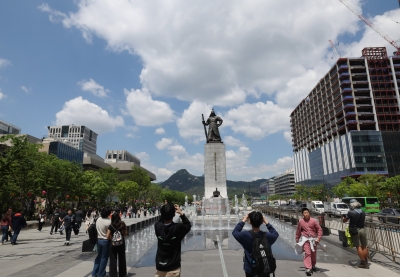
[11,210,27,245]
[74,207,84,235]
[50,208,60,235]
[154,203,191,277]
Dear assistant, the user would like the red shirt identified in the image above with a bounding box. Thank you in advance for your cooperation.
[1,218,11,226]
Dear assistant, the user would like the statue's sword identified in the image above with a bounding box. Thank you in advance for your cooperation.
[202,114,208,142]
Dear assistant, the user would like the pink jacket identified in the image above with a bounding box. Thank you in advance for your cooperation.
[295,217,323,242]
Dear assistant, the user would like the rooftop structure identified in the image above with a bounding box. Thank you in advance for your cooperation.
[47,125,98,155]
[105,150,140,166]
[291,47,400,186]
[0,119,21,135]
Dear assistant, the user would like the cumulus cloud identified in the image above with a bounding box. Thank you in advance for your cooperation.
[135,151,173,180]
[155,127,165,135]
[176,101,213,142]
[0,58,10,69]
[40,0,362,107]
[224,136,244,147]
[78,78,109,97]
[283,131,292,145]
[126,133,136,138]
[0,91,4,100]
[224,101,292,140]
[155,137,174,150]
[55,96,124,134]
[125,88,174,126]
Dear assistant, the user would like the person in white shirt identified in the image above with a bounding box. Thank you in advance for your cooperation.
[91,208,112,277]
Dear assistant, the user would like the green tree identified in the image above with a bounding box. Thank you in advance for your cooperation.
[332,177,358,197]
[357,173,386,197]
[128,167,151,201]
[116,181,139,204]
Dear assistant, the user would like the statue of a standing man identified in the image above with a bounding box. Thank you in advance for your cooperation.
[202,109,223,142]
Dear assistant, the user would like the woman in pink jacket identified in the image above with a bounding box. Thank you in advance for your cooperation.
[295,208,323,276]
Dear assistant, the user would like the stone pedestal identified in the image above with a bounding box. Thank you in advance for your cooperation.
[204,143,227,198]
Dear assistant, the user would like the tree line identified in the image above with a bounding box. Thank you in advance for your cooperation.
[0,135,187,218]
[268,173,400,204]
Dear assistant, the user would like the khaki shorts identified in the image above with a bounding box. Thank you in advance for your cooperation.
[155,267,181,277]
[351,227,367,247]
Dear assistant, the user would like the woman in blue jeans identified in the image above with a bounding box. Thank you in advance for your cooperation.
[1,212,12,244]
[92,208,112,277]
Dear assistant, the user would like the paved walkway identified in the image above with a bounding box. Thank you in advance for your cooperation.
[1,214,399,277]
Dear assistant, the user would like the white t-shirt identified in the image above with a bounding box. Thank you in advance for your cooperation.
[96,217,111,240]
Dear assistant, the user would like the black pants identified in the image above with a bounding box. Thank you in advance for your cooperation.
[245,273,270,277]
[109,242,127,277]
[65,227,72,241]
[50,221,59,233]
[74,222,82,235]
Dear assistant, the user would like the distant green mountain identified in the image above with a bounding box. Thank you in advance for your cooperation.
[159,169,267,198]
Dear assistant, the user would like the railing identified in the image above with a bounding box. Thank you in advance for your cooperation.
[256,206,400,262]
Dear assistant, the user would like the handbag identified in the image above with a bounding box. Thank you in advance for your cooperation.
[8,225,12,232]
[40,218,45,223]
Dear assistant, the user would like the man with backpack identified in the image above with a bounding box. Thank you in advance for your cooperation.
[233,211,279,277]
[49,208,60,235]
[154,203,191,277]
[295,208,323,276]
[73,207,84,235]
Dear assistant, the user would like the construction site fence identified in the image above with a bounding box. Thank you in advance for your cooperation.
[256,206,400,262]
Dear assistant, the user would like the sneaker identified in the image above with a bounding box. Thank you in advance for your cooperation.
[312,266,318,272]
[66,241,70,246]
[60,232,63,235]
[50,232,53,235]
[358,261,369,269]
[305,269,313,276]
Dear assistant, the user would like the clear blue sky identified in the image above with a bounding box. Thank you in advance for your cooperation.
[0,0,399,181]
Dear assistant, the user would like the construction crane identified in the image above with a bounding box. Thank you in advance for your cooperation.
[338,0,400,55]
[329,40,340,59]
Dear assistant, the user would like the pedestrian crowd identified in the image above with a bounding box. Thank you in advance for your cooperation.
[1,198,371,277]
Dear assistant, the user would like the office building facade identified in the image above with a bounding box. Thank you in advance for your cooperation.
[259,178,275,197]
[105,150,141,166]
[40,138,84,164]
[274,169,296,195]
[47,125,98,154]
[0,119,21,135]
[291,47,400,187]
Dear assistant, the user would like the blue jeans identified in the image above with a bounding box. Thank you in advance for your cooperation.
[92,239,110,277]
[1,226,8,242]
[11,228,20,243]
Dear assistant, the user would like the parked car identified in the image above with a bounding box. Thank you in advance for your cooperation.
[377,208,400,224]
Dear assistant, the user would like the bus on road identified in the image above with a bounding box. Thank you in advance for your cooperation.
[342,197,380,213]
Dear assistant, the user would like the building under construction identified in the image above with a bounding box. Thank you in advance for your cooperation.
[291,47,400,187]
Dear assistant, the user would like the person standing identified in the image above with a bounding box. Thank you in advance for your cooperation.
[50,208,60,235]
[59,208,67,235]
[85,209,92,233]
[7,207,14,241]
[295,208,323,276]
[132,206,137,218]
[232,211,279,277]
[74,207,84,235]
[137,207,141,218]
[92,207,112,277]
[11,209,27,245]
[154,204,191,277]
[107,213,128,277]
[62,209,74,246]
[343,199,369,269]
[37,210,46,231]
[1,212,12,245]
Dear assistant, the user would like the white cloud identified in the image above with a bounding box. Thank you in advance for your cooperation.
[135,151,173,180]
[226,147,252,170]
[21,86,30,93]
[283,131,292,145]
[0,58,10,69]
[176,101,213,142]
[78,78,109,97]
[155,127,165,135]
[125,88,174,126]
[55,96,124,134]
[155,137,174,150]
[40,0,362,107]
[224,136,244,147]
[0,91,4,100]
[224,101,292,140]
[126,133,136,138]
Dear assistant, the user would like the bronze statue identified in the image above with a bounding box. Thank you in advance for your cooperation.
[202,109,223,142]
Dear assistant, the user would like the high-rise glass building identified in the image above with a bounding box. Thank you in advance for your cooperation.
[0,119,21,135]
[291,47,400,187]
[47,125,98,154]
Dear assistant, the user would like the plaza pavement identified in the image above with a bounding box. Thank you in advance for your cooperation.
[0,214,399,277]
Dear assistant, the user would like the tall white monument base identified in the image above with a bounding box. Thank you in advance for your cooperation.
[204,143,227,198]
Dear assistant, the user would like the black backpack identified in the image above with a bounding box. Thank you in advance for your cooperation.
[88,217,98,247]
[249,230,276,277]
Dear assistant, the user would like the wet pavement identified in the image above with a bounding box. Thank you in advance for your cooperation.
[1,214,399,276]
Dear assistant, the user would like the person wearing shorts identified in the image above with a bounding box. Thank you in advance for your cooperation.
[343,199,369,269]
